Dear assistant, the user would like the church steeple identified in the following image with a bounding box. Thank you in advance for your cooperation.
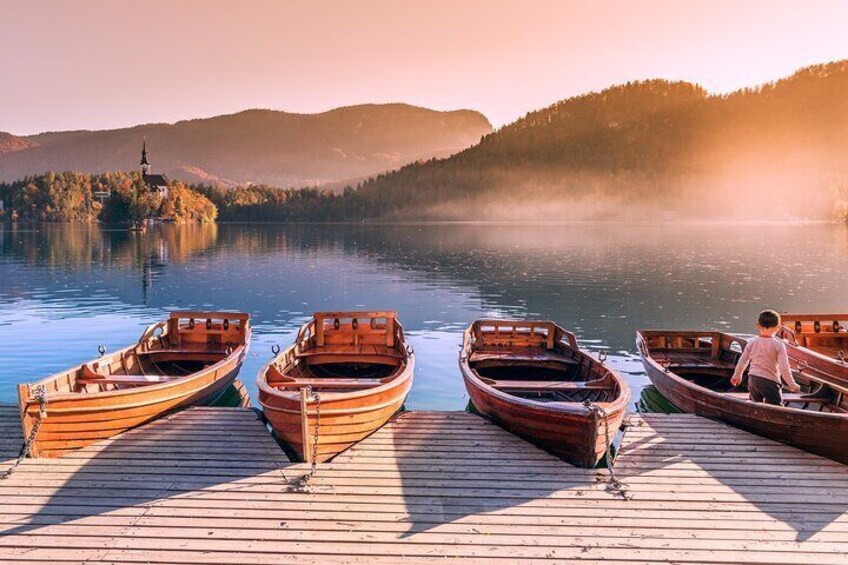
[140,140,150,175]
[137,139,170,198]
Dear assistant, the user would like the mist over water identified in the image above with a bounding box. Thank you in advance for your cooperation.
[1,221,846,410]
[413,165,848,222]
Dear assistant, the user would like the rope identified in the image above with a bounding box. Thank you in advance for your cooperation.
[1,385,47,480]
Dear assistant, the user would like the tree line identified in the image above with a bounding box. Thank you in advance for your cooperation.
[0,171,217,224]
[3,62,848,222]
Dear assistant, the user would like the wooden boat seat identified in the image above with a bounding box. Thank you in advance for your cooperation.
[299,344,403,359]
[138,348,228,356]
[472,347,579,365]
[655,353,736,371]
[276,378,386,389]
[488,379,610,391]
[77,374,184,386]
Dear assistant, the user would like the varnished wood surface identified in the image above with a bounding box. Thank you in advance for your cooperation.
[18,311,251,458]
[1,406,846,563]
[776,314,848,392]
[259,311,413,462]
[460,320,630,467]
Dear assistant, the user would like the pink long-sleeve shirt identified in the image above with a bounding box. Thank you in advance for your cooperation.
[731,336,797,386]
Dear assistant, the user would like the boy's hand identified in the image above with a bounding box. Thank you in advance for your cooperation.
[730,376,742,387]
[788,382,801,393]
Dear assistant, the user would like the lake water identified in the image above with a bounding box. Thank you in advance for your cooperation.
[1,221,846,410]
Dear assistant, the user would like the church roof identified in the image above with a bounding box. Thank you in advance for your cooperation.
[143,173,168,188]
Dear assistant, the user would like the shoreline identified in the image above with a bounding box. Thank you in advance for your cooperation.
[1,217,845,228]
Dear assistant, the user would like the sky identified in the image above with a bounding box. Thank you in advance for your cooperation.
[1,0,847,135]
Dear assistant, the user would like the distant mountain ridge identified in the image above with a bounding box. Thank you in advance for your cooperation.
[344,61,848,220]
[0,104,492,187]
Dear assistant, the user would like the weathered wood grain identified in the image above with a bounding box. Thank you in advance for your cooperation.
[1,407,846,564]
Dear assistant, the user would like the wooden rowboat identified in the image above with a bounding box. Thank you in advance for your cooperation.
[776,314,848,389]
[17,311,251,458]
[637,330,848,464]
[459,320,630,468]
[258,311,414,463]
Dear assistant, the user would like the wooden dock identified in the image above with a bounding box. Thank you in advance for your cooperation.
[0,405,23,464]
[0,407,846,563]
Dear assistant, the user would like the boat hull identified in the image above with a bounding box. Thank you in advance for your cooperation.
[459,320,630,468]
[462,370,627,467]
[784,341,848,388]
[777,315,848,389]
[18,312,250,458]
[258,311,414,463]
[259,371,413,462]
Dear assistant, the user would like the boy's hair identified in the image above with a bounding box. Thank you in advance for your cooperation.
[758,309,781,328]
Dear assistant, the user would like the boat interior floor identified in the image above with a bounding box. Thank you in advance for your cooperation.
[674,369,845,413]
[470,347,579,366]
[472,361,618,403]
[472,362,582,382]
[75,350,225,392]
[654,351,737,371]
[267,360,399,393]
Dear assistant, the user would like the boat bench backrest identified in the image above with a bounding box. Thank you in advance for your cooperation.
[638,331,745,364]
[168,311,250,349]
[781,314,848,337]
[473,320,557,350]
[311,311,400,349]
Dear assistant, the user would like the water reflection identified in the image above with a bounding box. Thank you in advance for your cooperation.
[1,221,846,409]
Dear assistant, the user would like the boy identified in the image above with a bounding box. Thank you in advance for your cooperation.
[730,310,801,405]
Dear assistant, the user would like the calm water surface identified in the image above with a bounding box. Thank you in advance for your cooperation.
[1,222,846,409]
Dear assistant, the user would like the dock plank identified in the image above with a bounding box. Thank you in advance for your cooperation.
[0,406,846,563]
[0,405,23,469]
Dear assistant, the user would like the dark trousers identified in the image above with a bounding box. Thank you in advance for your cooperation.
[748,375,783,405]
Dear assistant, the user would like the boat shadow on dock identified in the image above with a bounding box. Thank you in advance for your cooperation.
[0,405,289,539]
[307,410,603,539]
[619,413,848,542]
[2,406,847,561]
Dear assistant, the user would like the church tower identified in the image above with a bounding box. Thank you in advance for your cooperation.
[140,140,150,175]
[137,139,169,198]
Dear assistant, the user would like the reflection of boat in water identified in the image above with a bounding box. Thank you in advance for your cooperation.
[18,311,251,458]
[258,311,414,463]
[460,319,630,468]
[636,384,682,413]
[637,329,848,464]
[211,379,253,408]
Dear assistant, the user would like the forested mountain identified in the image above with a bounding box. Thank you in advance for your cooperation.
[4,62,847,222]
[332,62,848,220]
[0,104,491,188]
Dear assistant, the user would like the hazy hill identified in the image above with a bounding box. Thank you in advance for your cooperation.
[345,62,848,220]
[0,104,492,188]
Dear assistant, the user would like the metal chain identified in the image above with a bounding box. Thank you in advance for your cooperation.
[1,386,47,481]
[585,402,630,500]
[287,385,321,491]
[310,386,321,477]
